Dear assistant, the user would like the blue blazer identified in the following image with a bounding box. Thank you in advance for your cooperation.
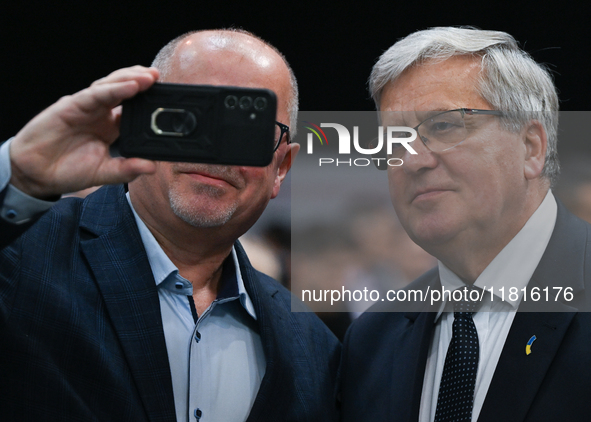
[0,185,340,422]
[339,202,591,421]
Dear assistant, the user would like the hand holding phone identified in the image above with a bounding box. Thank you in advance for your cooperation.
[9,66,159,199]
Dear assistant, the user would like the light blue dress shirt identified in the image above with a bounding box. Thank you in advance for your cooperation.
[127,194,266,422]
[0,139,56,224]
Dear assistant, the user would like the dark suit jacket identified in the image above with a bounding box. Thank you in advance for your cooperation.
[0,184,340,422]
[340,202,591,422]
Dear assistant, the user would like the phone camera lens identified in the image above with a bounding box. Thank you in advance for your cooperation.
[224,95,238,109]
[239,96,253,110]
[253,97,267,110]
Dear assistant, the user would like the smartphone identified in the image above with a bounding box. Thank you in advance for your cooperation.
[112,82,278,166]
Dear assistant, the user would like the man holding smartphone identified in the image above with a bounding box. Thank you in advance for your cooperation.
[0,29,339,421]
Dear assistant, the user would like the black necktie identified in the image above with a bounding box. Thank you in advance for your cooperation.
[434,294,479,422]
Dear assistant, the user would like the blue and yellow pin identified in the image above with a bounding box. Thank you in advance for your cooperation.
[526,335,537,355]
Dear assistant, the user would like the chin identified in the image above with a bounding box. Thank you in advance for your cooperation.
[405,216,460,250]
[178,211,234,228]
[170,199,237,229]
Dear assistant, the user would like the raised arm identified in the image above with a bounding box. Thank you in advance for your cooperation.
[8,66,159,199]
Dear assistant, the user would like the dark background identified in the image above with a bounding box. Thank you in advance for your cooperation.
[3,1,591,145]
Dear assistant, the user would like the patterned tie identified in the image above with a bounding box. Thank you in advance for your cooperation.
[434,292,480,422]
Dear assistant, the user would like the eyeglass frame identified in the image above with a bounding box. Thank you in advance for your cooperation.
[371,108,504,170]
[274,121,291,152]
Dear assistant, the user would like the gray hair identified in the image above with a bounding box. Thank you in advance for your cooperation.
[370,27,559,185]
[152,29,299,137]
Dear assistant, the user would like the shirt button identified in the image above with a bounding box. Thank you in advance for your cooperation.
[194,408,202,420]
[175,281,184,290]
[6,209,17,219]
[195,331,201,343]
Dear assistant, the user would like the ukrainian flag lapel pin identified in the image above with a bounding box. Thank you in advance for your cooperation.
[526,335,537,355]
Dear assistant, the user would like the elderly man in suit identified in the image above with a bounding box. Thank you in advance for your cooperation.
[0,29,340,421]
[340,27,591,421]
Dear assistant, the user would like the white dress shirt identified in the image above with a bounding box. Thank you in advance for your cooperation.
[419,191,557,422]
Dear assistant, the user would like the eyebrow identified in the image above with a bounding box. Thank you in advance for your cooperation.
[380,109,451,126]
[414,110,447,121]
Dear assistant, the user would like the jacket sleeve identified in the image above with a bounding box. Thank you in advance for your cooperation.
[0,139,58,249]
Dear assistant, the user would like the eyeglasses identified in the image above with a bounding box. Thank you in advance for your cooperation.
[274,121,291,152]
[371,108,504,169]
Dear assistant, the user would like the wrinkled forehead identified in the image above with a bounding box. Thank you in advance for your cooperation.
[378,56,489,120]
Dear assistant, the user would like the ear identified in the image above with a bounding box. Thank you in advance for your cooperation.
[271,142,300,199]
[523,121,547,180]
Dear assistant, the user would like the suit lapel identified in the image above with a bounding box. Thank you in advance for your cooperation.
[400,272,444,421]
[478,201,588,422]
[233,241,287,422]
[235,241,340,421]
[79,186,176,422]
[399,311,438,421]
[378,269,440,421]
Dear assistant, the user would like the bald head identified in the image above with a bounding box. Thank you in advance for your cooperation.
[152,29,298,131]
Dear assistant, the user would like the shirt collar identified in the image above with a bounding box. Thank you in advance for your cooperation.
[126,193,257,320]
[436,190,557,318]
